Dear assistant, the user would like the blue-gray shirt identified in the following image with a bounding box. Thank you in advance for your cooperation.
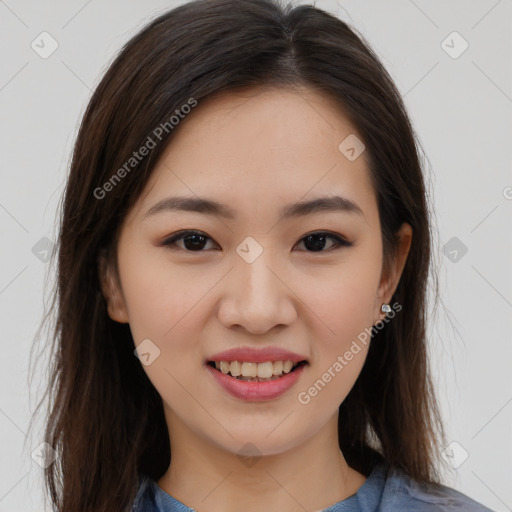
[131,461,494,511]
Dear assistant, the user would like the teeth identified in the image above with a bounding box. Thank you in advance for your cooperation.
[230,360,241,377]
[241,362,258,377]
[257,362,274,378]
[212,360,299,379]
[283,360,294,373]
[272,361,283,375]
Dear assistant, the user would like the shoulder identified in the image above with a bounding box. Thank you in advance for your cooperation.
[130,473,197,512]
[379,464,495,511]
[131,473,158,511]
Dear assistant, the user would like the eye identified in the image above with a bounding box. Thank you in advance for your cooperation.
[295,231,353,252]
[160,230,352,253]
[160,230,219,252]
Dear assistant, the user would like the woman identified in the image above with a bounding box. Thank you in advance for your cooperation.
[30,0,494,510]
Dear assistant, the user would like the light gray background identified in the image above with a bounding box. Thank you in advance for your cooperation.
[0,1,511,510]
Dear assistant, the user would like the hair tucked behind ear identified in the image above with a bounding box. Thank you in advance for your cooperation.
[28,0,447,510]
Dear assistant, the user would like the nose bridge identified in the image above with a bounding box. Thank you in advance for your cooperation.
[235,233,278,283]
[217,236,296,333]
[237,235,282,304]
[240,247,278,300]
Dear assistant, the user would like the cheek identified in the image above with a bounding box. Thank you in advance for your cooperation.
[295,279,376,416]
[116,244,223,414]
[117,245,210,416]
[294,251,381,402]
[296,251,381,343]
[116,239,210,343]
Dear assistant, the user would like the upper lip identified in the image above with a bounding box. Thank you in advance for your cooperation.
[206,347,308,364]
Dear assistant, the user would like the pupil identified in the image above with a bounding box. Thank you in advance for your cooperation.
[184,234,206,251]
[304,234,326,251]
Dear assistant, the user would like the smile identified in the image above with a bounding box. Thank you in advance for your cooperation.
[205,360,308,401]
[208,360,307,381]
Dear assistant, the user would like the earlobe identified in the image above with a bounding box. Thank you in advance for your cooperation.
[98,252,129,324]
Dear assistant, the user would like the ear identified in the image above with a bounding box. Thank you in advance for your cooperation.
[98,251,129,324]
[374,222,412,322]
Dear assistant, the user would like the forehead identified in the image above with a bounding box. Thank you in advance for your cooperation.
[131,85,376,225]
[164,85,363,161]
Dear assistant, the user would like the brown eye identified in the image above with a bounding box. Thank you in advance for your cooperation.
[161,230,218,251]
[295,232,352,252]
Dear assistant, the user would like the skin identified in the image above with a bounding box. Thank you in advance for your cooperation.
[100,85,412,512]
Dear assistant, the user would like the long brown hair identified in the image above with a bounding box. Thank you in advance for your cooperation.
[28,0,447,510]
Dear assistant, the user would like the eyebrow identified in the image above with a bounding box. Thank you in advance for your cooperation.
[143,194,364,220]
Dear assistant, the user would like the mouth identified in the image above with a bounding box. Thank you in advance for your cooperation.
[206,360,308,382]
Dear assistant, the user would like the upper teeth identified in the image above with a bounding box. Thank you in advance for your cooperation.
[214,360,296,378]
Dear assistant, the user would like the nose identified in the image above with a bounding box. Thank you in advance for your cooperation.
[217,250,297,335]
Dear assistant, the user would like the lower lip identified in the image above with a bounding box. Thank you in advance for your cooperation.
[205,363,307,401]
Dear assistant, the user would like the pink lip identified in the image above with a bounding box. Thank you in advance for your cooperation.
[205,363,307,401]
[206,346,308,364]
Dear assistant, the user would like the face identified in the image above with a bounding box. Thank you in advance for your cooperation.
[100,85,411,457]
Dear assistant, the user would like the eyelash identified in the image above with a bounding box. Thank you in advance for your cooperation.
[159,229,353,253]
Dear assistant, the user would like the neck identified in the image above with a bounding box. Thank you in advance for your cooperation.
[157,410,367,512]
